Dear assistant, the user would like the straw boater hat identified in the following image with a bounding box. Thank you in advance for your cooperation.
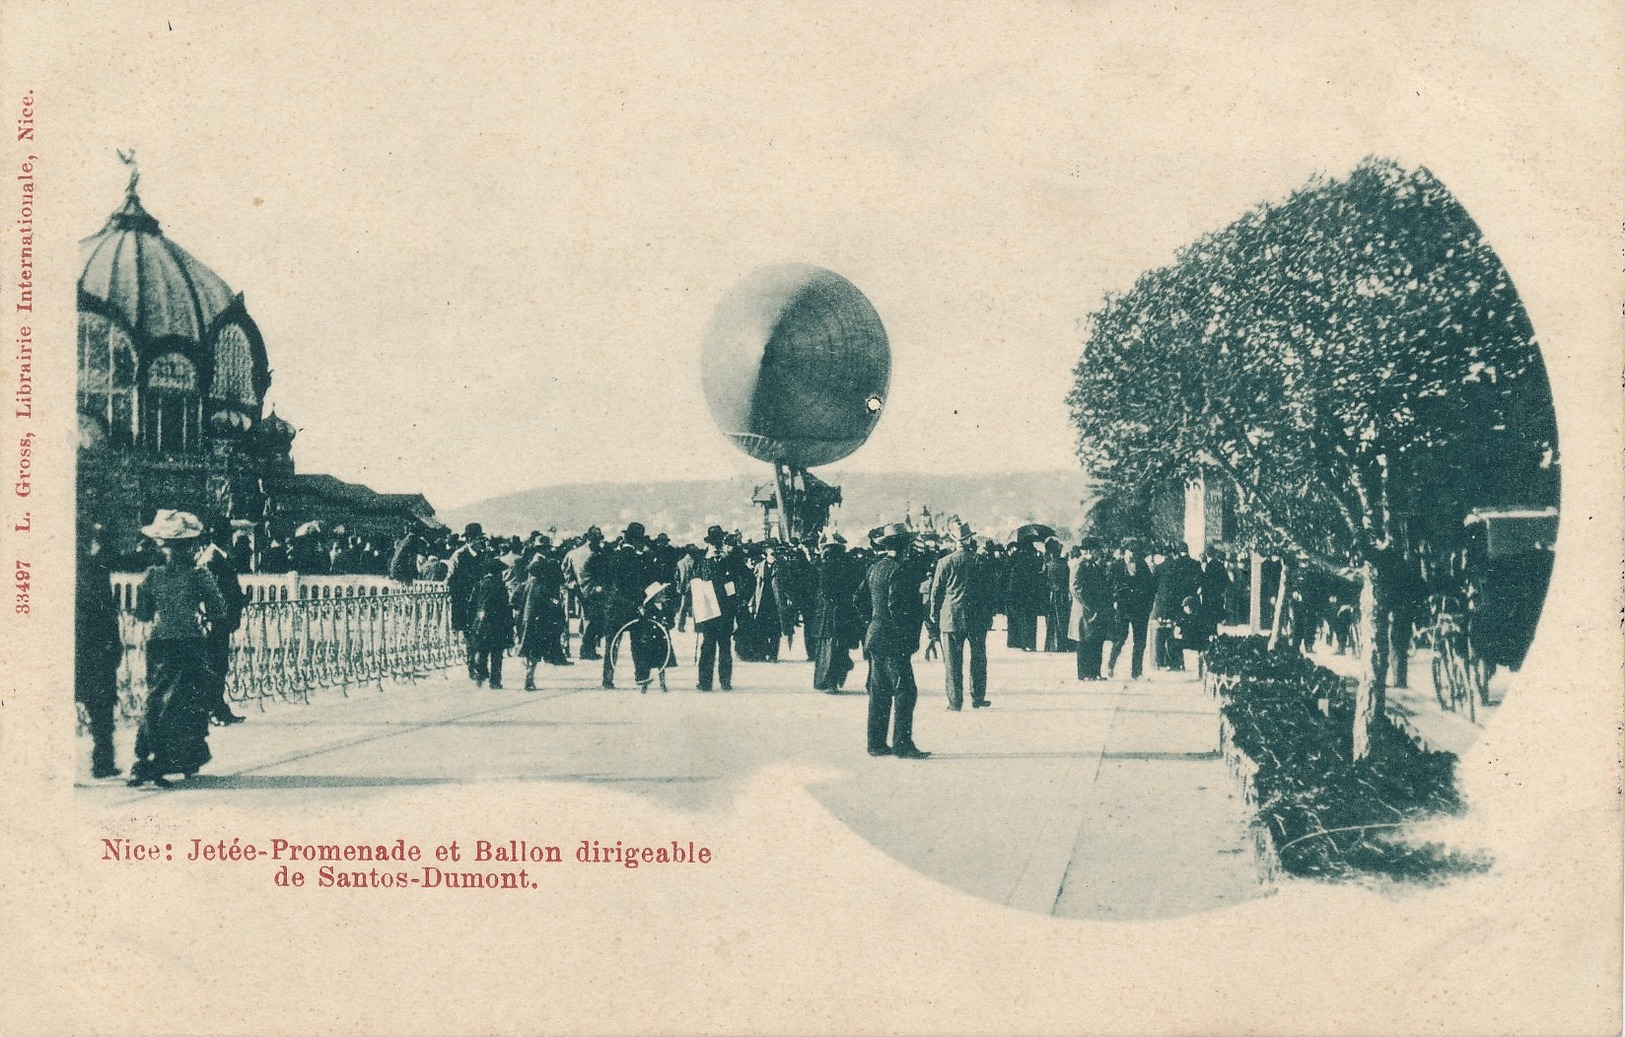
[642,582,670,606]
[871,522,913,549]
[141,509,205,542]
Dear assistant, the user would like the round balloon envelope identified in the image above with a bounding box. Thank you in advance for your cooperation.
[701,264,890,468]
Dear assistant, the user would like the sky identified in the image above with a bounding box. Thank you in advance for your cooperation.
[26,1,1618,509]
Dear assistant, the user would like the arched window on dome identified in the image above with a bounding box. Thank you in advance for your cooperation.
[210,323,259,414]
[76,313,137,448]
[140,352,201,454]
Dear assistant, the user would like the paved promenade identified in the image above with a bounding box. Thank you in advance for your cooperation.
[77,637,1270,921]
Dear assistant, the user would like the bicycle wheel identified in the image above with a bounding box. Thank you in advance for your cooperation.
[1435,637,1468,713]
[1475,659,1496,708]
[604,619,639,689]
[1431,644,1451,710]
[1463,653,1494,721]
[607,619,674,693]
[1453,644,1473,722]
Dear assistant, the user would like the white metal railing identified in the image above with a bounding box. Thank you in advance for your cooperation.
[108,573,458,722]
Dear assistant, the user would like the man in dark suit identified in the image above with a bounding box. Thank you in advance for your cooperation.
[809,532,862,692]
[930,521,992,710]
[1107,542,1156,680]
[1373,543,1425,690]
[855,523,930,759]
[200,521,247,725]
[1151,542,1204,672]
[76,523,124,778]
[388,527,423,584]
[600,523,662,689]
[694,525,743,691]
[447,523,490,680]
[1071,537,1112,680]
[1003,540,1043,651]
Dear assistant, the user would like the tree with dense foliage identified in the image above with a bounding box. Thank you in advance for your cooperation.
[1068,158,1556,759]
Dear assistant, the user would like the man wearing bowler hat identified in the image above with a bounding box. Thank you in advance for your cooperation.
[199,519,247,725]
[600,522,661,689]
[564,526,606,660]
[1071,536,1113,680]
[808,530,861,692]
[447,522,490,681]
[854,522,931,759]
[693,524,742,691]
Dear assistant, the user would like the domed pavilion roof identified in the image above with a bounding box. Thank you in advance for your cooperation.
[78,175,239,348]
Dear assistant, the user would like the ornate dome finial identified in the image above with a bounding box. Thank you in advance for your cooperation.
[117,147,140,197]
[96,150,161,237]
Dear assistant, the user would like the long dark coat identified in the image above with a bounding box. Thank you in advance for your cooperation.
[1004,549,1045,614]
[513,562,565,660]
[1151,555,1204,623]
[1042,553,1072,648]
[808,551,862,646]
[132,560,226,780]
[1070,558,1114,640]
[1109,558,1156,621]
[855,553,925,660]
[446,544,486,633]
[469,572,515,650]
[75,553,123,705]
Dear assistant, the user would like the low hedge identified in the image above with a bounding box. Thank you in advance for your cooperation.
[1207,635,1490,883]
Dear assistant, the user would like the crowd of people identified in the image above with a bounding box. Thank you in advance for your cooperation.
[94,521,418,581]
[415,519,1257,760]
[80,503,1411,785]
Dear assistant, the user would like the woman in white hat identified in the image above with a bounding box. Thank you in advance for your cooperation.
[128,510,227,787]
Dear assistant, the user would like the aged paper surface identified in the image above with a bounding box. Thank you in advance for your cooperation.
[1,1,1621,1034]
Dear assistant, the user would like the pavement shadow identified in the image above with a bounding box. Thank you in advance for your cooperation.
[523,774,718,785]
[921,751,1105,761]
[173,774,456,791]
[236,719,635,730]
[1099,750,1223,762]
[438,719,635,729]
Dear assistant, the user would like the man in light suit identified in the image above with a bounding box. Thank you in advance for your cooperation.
[1071,536,1112,680]
[930,521,992,711]
[563,526,605,660]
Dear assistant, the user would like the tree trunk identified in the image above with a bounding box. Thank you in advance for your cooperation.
[1266,558,1288,651]
[1248,551,1263,633]
[1353,559,1392,761]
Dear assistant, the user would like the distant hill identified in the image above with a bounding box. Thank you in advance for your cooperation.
[444,470,1095,544]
